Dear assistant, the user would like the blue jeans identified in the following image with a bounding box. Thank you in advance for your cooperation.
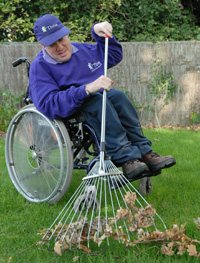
[81,89,152,164]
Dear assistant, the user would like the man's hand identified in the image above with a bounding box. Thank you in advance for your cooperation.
[94,22,113,38]
[85,75,114,94]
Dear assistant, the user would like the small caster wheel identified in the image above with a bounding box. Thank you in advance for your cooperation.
[139,177,152,195]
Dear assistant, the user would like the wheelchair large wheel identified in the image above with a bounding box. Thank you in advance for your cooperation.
[5,105,74,204]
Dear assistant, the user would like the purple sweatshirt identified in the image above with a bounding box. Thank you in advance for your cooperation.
[29,26,123,119]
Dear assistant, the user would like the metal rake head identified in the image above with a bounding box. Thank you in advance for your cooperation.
[40,160,166,253]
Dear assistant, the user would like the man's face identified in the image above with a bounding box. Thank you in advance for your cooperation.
[43,35,72,62]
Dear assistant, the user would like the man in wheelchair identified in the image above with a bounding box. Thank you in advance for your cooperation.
[29,14,176,181]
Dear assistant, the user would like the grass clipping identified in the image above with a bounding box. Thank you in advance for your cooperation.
[39,192,200,257]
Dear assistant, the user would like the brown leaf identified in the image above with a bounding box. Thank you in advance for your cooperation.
[168,223,188,241]
[187,244,198,256]
[78,244,91,253]
[150,230,166,240]
[54,241,62,256]
[193,217,200,231]
[93,232,98,243]
[62,242,69,251]
[137,228,145,237]
[177,242,185,255]
[165,229,175,239]
[105,224,113,235]
[55,222,63,231]
[116,207,129,220]
[161,242,175,256]
[172,222,179,230]
[73,256,79,262]
[125,192,137,210]
[128,226,137,233]
[94,232,107,246]
[136,205,156,228]
[65,235,71,244]
[97,233,107,246]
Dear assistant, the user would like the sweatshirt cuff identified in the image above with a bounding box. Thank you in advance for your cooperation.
[79,85,89,99]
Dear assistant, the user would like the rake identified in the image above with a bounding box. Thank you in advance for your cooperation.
[40,35,167,252]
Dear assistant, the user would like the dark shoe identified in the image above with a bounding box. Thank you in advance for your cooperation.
[142,152,176,171]
[122,159,149,180]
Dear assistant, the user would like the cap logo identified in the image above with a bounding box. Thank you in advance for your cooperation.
[41,23,59,33]
[41,26,47,32]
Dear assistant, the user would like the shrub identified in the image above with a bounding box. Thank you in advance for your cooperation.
[0,87,23,132]
[0,0,200,43]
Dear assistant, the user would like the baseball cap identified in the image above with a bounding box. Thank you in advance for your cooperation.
[34,14,70,46]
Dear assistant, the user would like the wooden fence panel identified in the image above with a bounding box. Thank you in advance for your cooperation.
[1,41,200,127]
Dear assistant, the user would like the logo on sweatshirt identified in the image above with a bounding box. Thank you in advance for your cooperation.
[88,61,102,72]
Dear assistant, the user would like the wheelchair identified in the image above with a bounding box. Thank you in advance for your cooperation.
[5,57,154,204]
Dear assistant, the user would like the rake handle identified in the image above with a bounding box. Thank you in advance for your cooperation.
[99,35,109,171]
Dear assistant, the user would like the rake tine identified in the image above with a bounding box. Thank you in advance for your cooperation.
[107,178,120,242]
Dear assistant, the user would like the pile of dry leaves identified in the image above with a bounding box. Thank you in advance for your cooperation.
[39,192,200,257]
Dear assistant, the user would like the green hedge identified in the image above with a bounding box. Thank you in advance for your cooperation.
[0,0,200,42]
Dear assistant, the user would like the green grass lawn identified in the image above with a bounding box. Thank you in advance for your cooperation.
[0,128,200,263]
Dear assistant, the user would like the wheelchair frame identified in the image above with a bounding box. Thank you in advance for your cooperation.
[5,57,153,204]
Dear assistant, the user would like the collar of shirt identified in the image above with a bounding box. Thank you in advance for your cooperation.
[42,45,79,64]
